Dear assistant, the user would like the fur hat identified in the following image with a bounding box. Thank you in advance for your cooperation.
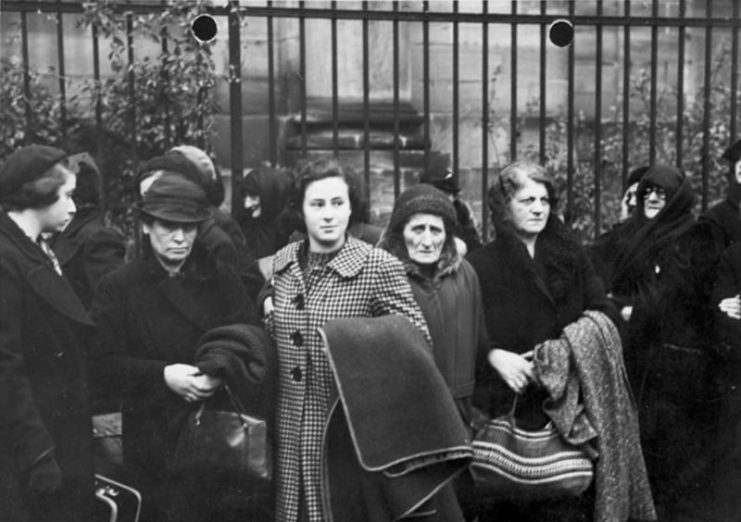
[387,184,456,233]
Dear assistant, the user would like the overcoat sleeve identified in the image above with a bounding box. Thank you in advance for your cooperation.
[91,274,169,397]
[713,244,741,351]
[369,254,433,348]
[0,260,55,471]
[578,247,620,327]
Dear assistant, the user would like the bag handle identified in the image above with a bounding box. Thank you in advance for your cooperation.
[192,383,249,427]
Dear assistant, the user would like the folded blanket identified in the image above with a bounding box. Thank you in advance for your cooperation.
[195,323,277,420]
[534,310,656,522]
[321,315,472,521]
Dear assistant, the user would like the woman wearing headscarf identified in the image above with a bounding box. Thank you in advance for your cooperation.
[261,157,437,522]
[377,183,489,518]
[595,164,718,519]
[0,145,95,522]
[466,161,621,521]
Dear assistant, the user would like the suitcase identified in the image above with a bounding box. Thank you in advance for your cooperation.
[95,474,142,522]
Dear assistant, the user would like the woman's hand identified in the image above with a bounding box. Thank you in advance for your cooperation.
[621,305,633,322]
[487,349,534,394]
[263,296,275,316]
[719,295,741,320]
[164,363,223,403]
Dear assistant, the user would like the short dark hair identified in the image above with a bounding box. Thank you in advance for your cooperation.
[0,162,73,211]
[287,157,364,233]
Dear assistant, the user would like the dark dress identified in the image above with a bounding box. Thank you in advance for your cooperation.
[0,213,95,522]
[467,222,616,522]
[91,248,258,522]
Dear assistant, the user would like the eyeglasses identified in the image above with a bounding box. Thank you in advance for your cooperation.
[641,185,666,200]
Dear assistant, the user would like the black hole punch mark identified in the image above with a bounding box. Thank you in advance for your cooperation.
[191,14,217,43]
[549,19,574,48]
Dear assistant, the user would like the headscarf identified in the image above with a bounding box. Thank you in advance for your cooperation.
[610,164,696,298]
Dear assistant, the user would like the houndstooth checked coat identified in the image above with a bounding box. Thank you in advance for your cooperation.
[265,236,431,522]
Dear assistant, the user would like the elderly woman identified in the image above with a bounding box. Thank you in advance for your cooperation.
[92,174,259,522]
[596,165,718,519]
[0,145,95,522]
[262,158,441,522]
[467,161,620,521]
[378,183,489,518]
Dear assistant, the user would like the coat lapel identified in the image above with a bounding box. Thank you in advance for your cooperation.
[157,275,213,332]
[27,265,93,326]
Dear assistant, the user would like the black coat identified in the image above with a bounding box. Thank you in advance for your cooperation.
[51,207,126,310]
[698,182,741,254]
[91,251,257,518]
[467,231,616,427]
[0,213,95,522]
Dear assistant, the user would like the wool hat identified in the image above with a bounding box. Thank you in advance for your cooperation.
[0,144,71,198]
[170,145,217,181]
[134,174,212,223]
[627,166,650,187]
[721,138,741,164]
[387,183,456,233]
[421,154,460,194]
[135,151,206,189]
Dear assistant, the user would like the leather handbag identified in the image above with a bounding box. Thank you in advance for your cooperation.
[470,398,594,502]
[172,384,272,481]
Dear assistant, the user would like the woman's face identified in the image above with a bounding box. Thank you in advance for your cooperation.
[143,219,198,267]
[302,176,351,253]
[506,176,550,240]
[403,213,446,266]
[37,168,77,234]
[243,192,262,218]
[641,183,667,219]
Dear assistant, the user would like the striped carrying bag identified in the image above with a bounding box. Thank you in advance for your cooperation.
[471,398,594,502]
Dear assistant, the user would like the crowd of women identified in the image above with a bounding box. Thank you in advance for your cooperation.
[0,137,739,522]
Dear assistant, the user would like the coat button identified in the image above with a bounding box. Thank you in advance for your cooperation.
[292,294,305,310]
[291,331,303,346]
[291,367,303,382]
[55,351,65,359]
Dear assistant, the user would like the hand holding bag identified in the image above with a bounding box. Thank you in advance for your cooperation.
[173,384,272,481]
[470,397,594,502]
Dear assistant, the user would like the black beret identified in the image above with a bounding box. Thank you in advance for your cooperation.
[0,145,71,198]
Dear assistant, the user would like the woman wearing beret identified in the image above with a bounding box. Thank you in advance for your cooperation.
[92,174,260,521]
[378,183,489,518]
[0,145,95,522]
[262,157,432,522]
[467,161,619,521]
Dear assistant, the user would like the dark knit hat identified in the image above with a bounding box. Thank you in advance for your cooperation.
[627,166,649,187]
[135,151,206,189]
[721,138,741,164]
[387,184,456,233]
[134,174,212,223]
[0,144,71,198]
[421,153,460,194]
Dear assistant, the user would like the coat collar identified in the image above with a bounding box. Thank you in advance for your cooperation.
[274,236,370,279]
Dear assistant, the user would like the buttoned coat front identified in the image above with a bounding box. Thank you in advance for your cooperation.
[265,237,431,522]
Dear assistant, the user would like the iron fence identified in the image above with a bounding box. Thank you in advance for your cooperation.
[1,0,740,240]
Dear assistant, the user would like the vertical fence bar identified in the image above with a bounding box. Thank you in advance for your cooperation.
[423,1,430,166]
[566,0,575,222]
[481,0,489,242]
[701,0,713,210]
[126,12,138,166]
[228,0,243,213]
[91,21,104,210]
[452,1,459,185]
[21,10,32,143]
[299,2,307,156]
[676,0,685,169]
[539,1,546,164]
[621,0,630,187]
[393,2,401,200]
[331,1,339,158]
[510,0,517,161]
[729,1,739,149]
[56,0,67,148]
[362,1,371,193]
[649,0,658,164]
[267,2,277,167]
[593,0,603,237]
[161,22,171,150]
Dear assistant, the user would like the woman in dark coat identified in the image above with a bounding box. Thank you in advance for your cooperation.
[590,164,718,519]
[467,160,617,522]
[0,145,95,522]
[262,158,436,522]
[378,183,489,519]
[92,175,259,522]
